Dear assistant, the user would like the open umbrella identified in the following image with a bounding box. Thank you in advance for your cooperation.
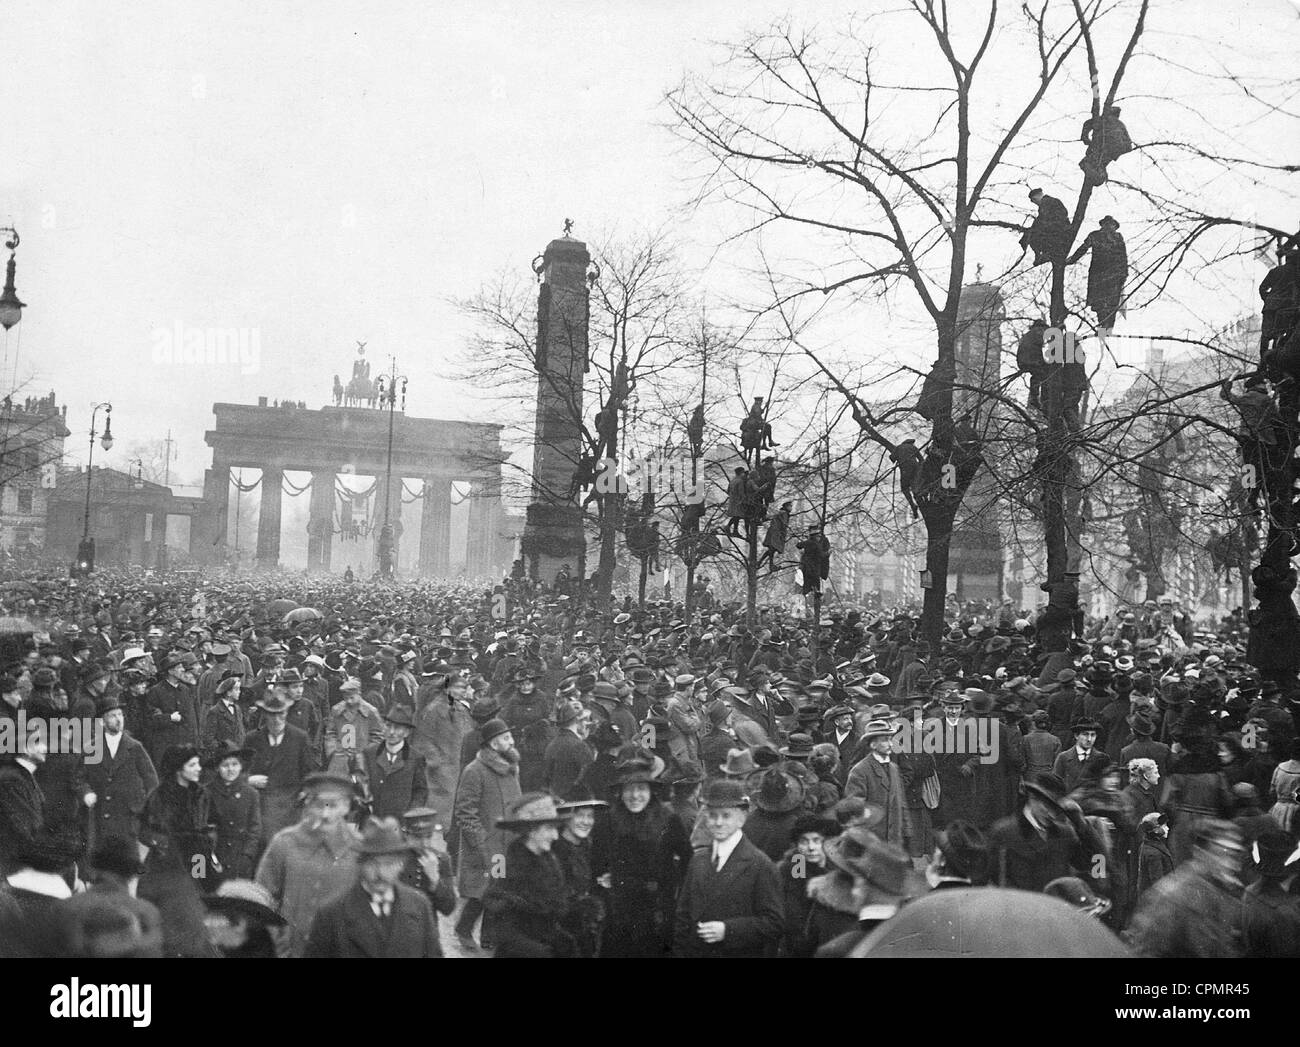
[283,607,323,624]
[266,598,298,617]
[850,887,1132,958]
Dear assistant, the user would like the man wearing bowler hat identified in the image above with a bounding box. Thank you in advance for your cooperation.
[672,779,784,958]
[85,694,158,851]
[245,691,317,846]
[1052,718,1110,791]
[451,717,522,951]
[543,701,593,801]
[362,705,427,822]
[304,818,442,958]
[143,651,200,768]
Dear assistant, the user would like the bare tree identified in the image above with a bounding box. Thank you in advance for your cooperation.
[668,0,1294,662]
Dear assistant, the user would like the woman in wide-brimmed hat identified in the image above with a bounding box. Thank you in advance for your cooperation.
[483,793,576,957]
[590,750,692,957]
[201,879,285,958]
[554,787,609,958]
[742,766,807,862]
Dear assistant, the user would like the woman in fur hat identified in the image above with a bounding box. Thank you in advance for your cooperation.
[778,814,840,957]
[141,745,216,887]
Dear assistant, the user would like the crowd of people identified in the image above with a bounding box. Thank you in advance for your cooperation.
[0,566,1297,958]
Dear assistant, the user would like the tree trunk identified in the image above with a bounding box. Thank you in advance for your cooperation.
[1247,383,1300,693]
[746,526,758,626]
[1039,260,1083,660]
[594,417,621,607]
[811,589,823,665]
[685,560,696,617]
[921,504,955,650]
[637,556,648,609]
[917,318,966,650]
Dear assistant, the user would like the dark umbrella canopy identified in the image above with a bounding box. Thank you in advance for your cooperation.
[850,887,1132,958]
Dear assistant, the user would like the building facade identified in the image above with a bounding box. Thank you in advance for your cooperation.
[0,392,70,558]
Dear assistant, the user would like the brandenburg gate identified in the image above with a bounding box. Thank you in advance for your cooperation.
[194,365,507,577]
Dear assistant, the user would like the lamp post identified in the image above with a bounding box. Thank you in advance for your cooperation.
[0,227,24,332]
[76,403,113,575]
[375,359,407,579]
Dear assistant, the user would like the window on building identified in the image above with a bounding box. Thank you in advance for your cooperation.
[16,489,33,513]
[21,448,38,473]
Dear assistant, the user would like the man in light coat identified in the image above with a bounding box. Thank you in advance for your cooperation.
[844,720,906,847]
[256,772,361,957]
[451,718,521,951]
[412,673,473,828]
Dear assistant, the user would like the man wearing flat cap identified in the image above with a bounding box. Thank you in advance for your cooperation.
[672,779,784,958]
[256,772,362,957]
[397,807,456,928]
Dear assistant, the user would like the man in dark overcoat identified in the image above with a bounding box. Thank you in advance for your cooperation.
[672,779,784,958]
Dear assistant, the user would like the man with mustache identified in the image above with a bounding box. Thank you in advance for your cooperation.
[451,718,521,951]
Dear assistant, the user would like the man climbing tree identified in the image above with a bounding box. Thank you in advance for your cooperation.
[889,439,923,518]
[1021,187,1072,266]
[1067,216,1127,330]
[1079,104,1133,186]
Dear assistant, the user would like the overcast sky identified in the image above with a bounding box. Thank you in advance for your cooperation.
[1,0,1294,490]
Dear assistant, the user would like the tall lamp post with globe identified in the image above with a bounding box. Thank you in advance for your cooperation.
[75,403,114,576]
[0,227,24,332]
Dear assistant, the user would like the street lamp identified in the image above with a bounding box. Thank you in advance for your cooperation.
[76,403,113,576]
[375,359,407,579]
[0,227,24,331]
